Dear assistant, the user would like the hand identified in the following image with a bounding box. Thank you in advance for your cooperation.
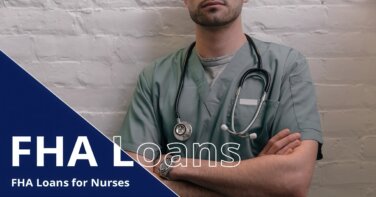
[259,129,301,156]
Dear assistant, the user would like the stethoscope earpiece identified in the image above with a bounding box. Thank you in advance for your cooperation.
[249,133,257,140]
[220,124,229,132]
[221,124,258,140]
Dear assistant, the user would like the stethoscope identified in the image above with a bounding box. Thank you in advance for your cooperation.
[173,34,271,141]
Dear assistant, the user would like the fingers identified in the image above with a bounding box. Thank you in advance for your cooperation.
[276,139,301,155]
[259,129,302,156]
[260,129,290,155]
[266,132,301,154]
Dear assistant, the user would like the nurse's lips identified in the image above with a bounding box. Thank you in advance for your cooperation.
[201,0,225,8]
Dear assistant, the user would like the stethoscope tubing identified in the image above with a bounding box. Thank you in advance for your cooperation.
[173,34,271,140]
[174,42,196,123]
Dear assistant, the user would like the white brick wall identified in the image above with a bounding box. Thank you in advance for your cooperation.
[1,0,375,196]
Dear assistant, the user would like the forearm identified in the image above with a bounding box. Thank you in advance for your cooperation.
[161,178,222,197]
[171,155,297,196]
[169,141,317,197]
[126,152,222,197]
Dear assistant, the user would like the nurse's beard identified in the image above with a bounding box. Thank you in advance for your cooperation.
[189,0,242,27]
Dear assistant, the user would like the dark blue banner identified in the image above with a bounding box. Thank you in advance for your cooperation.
[0,51,176,197]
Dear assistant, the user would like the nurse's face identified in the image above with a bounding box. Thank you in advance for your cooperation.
[184,0,244,27]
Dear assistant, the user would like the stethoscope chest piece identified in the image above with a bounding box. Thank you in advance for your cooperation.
[173,120,192,141]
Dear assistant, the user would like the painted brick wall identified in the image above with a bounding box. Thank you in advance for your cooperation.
[0,0,375,196]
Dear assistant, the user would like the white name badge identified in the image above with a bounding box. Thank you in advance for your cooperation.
[239,99,258,106]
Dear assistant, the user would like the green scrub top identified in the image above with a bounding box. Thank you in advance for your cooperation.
[120,38,323,161]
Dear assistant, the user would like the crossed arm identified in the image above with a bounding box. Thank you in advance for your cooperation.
[127,129,318,197]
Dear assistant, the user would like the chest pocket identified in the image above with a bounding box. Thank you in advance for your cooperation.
[232,76,280,151]
[234,100,279,136]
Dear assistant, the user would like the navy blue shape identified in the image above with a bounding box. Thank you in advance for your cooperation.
[0,51,176,197]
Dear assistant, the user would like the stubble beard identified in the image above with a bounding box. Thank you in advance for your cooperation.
[189,1,243,27]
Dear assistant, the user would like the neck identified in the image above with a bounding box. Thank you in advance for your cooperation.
[195,17,246,58]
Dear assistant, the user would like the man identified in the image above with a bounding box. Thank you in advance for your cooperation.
[120,0,323,196]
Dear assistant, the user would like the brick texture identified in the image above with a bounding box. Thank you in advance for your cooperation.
[0,0,375,196]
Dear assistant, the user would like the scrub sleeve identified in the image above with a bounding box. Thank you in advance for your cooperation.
[271,49,323,160]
